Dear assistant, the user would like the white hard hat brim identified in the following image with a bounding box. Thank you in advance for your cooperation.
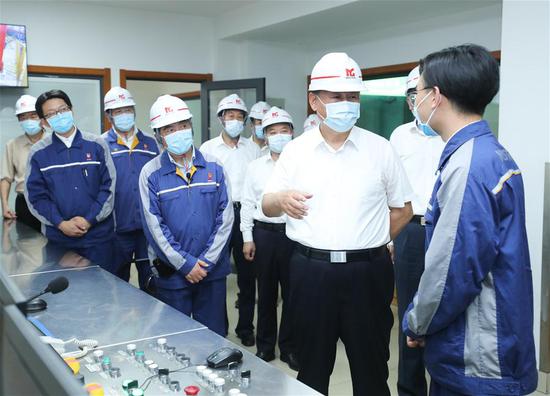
[308,79,366,92]
[151,112,192,130]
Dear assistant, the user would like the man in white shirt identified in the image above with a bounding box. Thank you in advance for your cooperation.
[389,66,445,396]
[200,94,260,347]
[262,52,413,396]
[241,107,298,371]
[248,101,270,156]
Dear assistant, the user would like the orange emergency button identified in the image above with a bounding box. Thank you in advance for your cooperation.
[85,382,104,396]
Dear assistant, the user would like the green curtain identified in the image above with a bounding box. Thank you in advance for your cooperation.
[356,95,414,140]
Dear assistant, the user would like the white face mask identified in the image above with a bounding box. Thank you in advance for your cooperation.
[317,97,360,133]
[224,119,244,138]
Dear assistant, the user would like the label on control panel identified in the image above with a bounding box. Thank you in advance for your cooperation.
[85,363,101,373]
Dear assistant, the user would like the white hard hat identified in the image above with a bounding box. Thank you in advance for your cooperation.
[249,101,270,120]
[150,95,192,129]
[406,66,420,92]
[262,107,293,130]
[308,52,365,92]
[104,86,136,111]
[15,94,37,115]
[303,114,321,132]
[216,94,248,116]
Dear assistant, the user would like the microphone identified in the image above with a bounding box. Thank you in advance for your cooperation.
[17,276,69,314]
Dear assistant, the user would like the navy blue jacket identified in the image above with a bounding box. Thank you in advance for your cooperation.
[403,121,537,395]
[102,128,160,233]
[139,149,233,289]
[24,130,116,247]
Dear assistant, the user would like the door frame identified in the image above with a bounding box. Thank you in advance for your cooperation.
[200,78,266,143]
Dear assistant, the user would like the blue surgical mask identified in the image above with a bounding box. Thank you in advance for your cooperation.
[317,98,360,133]
[224,119,244,138]
[19,119,42,135]
[113,112,135,132]
[412,91,439,137]
[164,129,193,155]
[268,133,292,154]
[48,111,74,134]
[254,125,264,140]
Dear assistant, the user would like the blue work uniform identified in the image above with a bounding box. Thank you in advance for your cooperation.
[139,149,234,336]
[102,128,160,289]
[24,129,116,272]
[403,121,537,395]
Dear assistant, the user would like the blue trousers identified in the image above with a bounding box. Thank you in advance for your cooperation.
[154,278,228,337]
[45,240,114,273]
[114,230,151,290]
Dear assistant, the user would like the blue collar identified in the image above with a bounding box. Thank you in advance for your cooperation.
[52,129,82,152]
[159,148,206,176]
[437,120,492,171]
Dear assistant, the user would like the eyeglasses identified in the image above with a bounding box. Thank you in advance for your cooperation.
[159,121,191,135]
[407,87,433,106]
[44,106,71,119]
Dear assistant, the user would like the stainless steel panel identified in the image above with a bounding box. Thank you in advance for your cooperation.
[11,267,205,347]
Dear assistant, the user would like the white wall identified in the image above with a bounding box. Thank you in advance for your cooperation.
[1,1,215,86]
[498,0,550,365]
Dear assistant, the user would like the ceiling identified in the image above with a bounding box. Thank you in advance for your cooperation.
[227,0,502,47]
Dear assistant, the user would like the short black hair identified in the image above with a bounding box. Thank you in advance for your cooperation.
[35,90,72,119]
[419,44,499,116]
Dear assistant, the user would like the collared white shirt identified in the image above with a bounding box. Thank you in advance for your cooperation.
[167,146,195,171]
[389,121,445,216]
[115,126,137,149]
[248,136,269,156]
[56,128,77,148]
[200,133,260,202]
[263,126,413,250]
[241,154,286,242]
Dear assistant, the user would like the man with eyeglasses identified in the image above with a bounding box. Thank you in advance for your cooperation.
[1,95,47,232]
[139,95,233,336]
[403,44,536,395]
[200,94,260,347]
[102,87,160,290]
[388,66,444,396]
[24,89,117,273]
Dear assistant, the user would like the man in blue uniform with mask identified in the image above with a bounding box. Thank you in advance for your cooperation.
[140,95,233,335]
[403,44,537,396]
[102,86,160,290]
[25,89,116,272]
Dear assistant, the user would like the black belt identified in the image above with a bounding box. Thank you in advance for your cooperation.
[254,220,286,232]
[411,215,426,226]
[296,243,385,264]
[233,202,241,210]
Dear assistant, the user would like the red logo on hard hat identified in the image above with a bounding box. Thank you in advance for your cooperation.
[236,99,241,104]
[207,172,213,182]
[165,107,173,113]
[119,94,126,99]
[345,68,355,77]
[272,112,279,117]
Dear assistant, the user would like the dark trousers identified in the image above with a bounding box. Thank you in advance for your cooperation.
[253,225,294,355]
[394,222,427,396]
[291,247,394,396]
[233,207,256,338]
[15,193,41,233]
[154,278,228,336]
[114,230,151,291]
